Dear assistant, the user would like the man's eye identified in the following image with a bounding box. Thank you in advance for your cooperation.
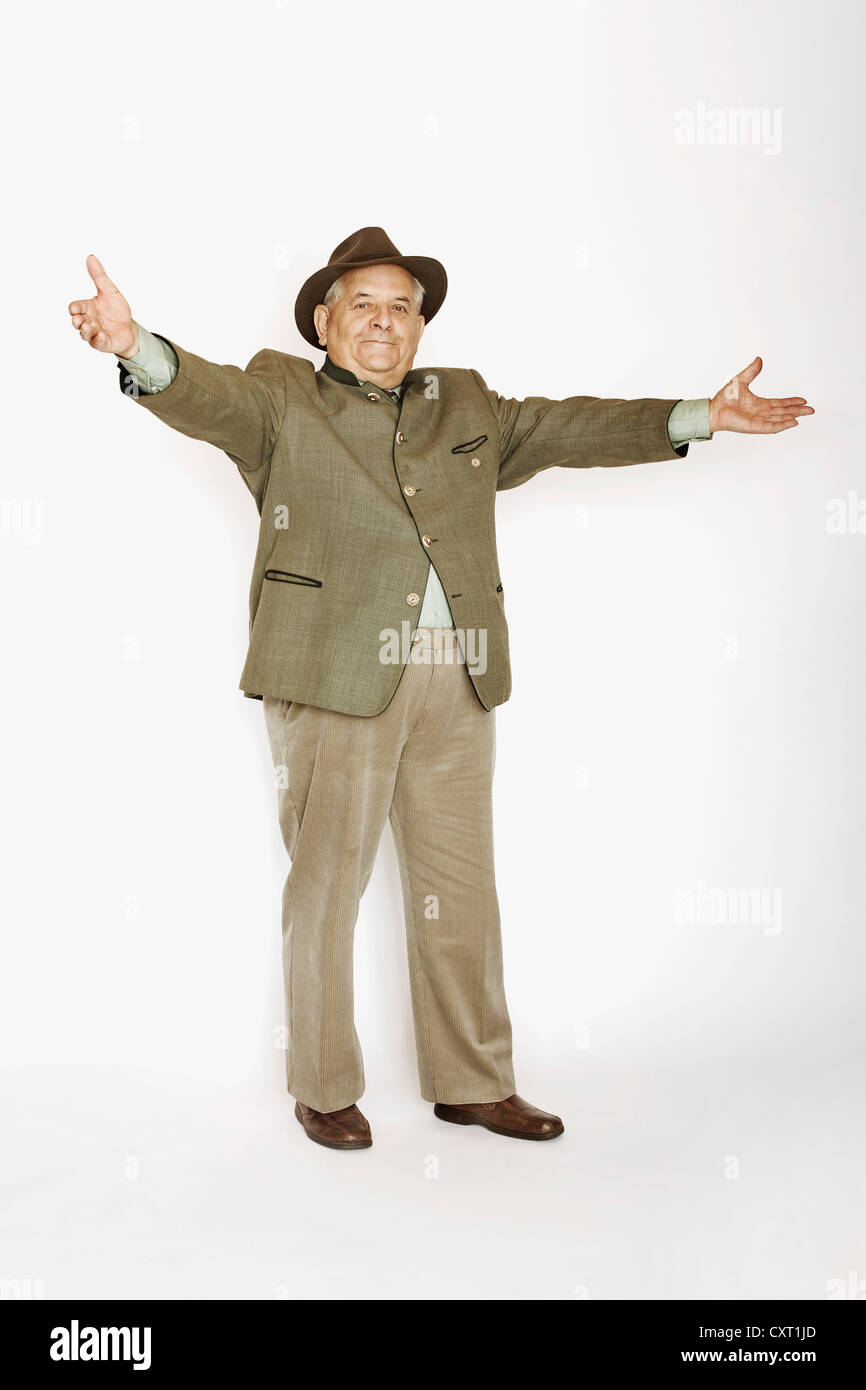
[394,304,406,312]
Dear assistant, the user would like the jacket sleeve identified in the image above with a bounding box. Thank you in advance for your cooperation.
[116,333,290,502]
[468,370,691,492]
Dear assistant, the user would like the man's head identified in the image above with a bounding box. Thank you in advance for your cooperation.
[313,264,425,387]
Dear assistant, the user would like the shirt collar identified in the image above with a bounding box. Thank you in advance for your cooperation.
[321,352,405,397]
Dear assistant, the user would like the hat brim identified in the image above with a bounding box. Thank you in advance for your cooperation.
[294,254,447,350]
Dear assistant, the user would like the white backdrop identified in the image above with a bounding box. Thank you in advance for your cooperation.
[2,0,864,1300]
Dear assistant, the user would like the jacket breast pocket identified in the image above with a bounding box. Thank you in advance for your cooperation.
[451,434,489,455]
[264,569,323,588]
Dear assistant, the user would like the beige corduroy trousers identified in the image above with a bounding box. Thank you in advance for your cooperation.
[262,626,516,1112]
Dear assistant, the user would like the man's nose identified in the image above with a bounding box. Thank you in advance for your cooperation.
[371,306,394,331]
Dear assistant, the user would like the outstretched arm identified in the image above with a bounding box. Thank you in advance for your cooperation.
[478,357,813,492]
[68,255,289,490]
[479,376,702,492]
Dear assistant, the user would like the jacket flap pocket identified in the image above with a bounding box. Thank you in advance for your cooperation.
[451,434,488,455]
[264,569,323,588]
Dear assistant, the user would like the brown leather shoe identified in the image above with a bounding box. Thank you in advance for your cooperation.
[434,1093,564,1140]
[294,1100,372,1150]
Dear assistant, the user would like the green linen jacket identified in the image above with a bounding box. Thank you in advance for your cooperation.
[117,340,691,715]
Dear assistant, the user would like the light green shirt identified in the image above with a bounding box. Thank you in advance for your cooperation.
[118,323,712,628]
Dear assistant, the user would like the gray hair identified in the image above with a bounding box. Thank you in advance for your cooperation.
[324,269,425,313]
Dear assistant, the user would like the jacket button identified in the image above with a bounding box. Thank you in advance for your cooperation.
[471,457,481,468]
[422,535,432,548]
[407,592,420,605]
[396,430,405,443]
[403,484,416,496]
[366,392,380,402]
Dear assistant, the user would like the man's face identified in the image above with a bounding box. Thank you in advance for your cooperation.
[313,265,425,386]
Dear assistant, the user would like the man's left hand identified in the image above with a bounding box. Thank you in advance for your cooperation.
[708,357,815,434]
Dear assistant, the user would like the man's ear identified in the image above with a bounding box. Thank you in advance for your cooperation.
[416,315,425,343]
[313,303,328,346]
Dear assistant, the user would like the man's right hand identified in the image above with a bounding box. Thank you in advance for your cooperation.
[69,254,139,358]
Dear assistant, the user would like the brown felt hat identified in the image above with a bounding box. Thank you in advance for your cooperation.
[294,226,447,350]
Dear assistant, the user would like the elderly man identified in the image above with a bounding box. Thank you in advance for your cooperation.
[68,227,813,1152]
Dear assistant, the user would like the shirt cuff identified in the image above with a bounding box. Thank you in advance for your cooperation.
[667,397,712,445]
[117,322,179,394]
